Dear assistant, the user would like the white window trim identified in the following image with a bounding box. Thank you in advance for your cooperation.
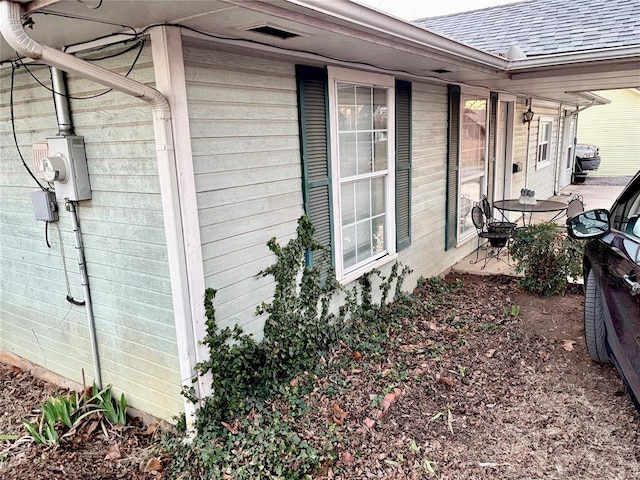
[536,116,554,169]
[327,66,396,282]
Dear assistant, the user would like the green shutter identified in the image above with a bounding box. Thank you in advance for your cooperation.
[487,91,498,201]
[395,80,412,251]
[445,85,461,250]
[296,65,333,269]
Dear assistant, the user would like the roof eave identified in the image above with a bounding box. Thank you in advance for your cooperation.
[282,0,509,70]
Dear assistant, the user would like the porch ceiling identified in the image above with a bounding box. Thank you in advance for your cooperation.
[1,0,638,106]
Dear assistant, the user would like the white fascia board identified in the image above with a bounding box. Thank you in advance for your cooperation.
[253,0,508,70]
[507,46,640,71]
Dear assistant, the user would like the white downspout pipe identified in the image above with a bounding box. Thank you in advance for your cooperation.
[0,0,202,428]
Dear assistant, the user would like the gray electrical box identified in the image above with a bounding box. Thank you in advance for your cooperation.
[42,136,92,201]
[31,190,58,222]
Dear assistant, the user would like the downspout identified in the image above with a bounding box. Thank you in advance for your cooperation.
[553,104,562,193]
[0,0,202,426]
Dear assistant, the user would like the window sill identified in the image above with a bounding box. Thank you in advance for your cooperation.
[339,253,399,286]
[536,160,551,170]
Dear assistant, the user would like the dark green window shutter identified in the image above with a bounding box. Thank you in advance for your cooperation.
[487,91,498,201]
[395,80,412,251]
[446,85,461,250]
[296,65,333,268]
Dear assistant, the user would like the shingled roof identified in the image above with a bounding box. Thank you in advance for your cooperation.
[415,0,640,57]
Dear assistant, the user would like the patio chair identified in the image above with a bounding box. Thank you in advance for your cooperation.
[566,194,585,221]
[470,202,516,269]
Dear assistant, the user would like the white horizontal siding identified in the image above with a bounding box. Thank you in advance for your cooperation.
[183,43,304,335]
[0,44,182,419]
[394,81,478,283]
[526,104,559,198]
[577,89,640,177]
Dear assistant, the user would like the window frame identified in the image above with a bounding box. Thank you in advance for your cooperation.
[327,66,397,283]
[536,116,553,169]
[457,93,490,243]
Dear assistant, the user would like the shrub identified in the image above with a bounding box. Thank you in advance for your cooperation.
[163,216,413,479]
[509,222,583,296]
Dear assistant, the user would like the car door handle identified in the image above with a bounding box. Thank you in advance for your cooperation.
[623,274,640,296]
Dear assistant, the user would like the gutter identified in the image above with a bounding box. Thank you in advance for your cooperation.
[0,0,203,427]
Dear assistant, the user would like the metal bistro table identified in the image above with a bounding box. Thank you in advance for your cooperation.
[493,199,568,226]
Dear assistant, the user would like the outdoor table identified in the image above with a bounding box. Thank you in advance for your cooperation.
[493,199,568,226]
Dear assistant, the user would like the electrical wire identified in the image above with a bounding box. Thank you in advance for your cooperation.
[14,39,146,100]
[52,221,85,306]
[10,63,47,190]
[75,0,103,9]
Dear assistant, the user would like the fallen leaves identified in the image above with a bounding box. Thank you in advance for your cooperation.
[562,340,576,351]
[332,404,347,425]
[103,443,121,461]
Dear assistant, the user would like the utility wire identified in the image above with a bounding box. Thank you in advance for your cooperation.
[10,63,47,190]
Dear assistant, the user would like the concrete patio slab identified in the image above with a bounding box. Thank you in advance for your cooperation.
[451,181,628,277]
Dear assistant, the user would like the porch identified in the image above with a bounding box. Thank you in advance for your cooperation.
[451,179,630,277]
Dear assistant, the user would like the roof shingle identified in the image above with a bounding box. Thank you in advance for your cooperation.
[415,0,640,56]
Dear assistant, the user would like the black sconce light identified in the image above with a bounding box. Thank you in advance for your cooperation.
[523,105,534,124]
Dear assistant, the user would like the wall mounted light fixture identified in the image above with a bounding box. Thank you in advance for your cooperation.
[523,105,535,124]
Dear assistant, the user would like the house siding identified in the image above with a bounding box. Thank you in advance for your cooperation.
[183,44,304,338]
[518,102,559,198]
[0,45,182,419]
[184,42,479,337]
[577,89,640,177]
[406,81,477,275]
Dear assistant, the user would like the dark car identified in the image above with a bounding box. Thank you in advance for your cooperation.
[575,143,601,171]
[567,170,640,410]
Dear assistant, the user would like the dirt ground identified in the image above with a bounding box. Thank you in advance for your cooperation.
[1,273,639,479]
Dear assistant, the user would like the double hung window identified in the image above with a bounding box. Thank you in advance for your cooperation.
[329,68,395,280]
[297,66,411,283]
[537,118,552,168]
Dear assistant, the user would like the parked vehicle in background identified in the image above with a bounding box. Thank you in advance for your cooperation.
[575,144,601,171]
[567,170,640,411]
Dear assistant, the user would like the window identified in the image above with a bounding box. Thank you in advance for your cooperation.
[458,96,488,240]
[329,68,396,279]
[536,118,553,168]
[446,85,492,248]
[296,66,411,282]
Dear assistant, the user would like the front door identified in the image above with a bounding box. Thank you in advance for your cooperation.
[494,98,515,220]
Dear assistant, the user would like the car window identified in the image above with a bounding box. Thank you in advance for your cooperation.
[611,180,640,241]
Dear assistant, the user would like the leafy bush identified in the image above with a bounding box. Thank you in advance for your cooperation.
[164,216,413,479]
[509,222,583,296]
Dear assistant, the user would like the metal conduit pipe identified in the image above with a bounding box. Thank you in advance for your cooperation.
[0,0,202,427]
[66,199,102,389]
[50,67,73,136]
[50,65,103,388]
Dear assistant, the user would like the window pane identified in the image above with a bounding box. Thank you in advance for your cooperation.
[460,179,482,238]
[372,177,385,216]
[338,83,356,131]
[355,179,371,222]
[372,215,385,254]
[357,132,373,175]
[460,98,487,180]
[356,86,372,130]
[339,132,358,177]
[374,132,388,171]
[373,88,387,130]
[341,183,355,225]
[343,224,357,269]
[356,220,372,262]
